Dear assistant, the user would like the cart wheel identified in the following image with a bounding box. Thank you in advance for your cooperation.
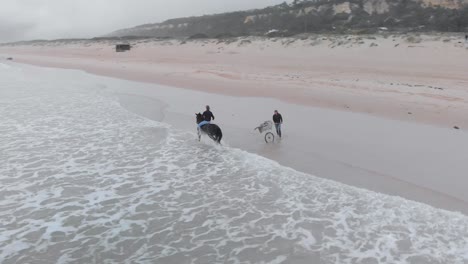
[265,132,274,143]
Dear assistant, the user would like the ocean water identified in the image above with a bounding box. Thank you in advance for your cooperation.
[1,63,467,264]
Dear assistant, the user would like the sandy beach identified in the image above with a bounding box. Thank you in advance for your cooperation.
[1,34,468,216]
[1,34,468,129]
[1,59,468,263]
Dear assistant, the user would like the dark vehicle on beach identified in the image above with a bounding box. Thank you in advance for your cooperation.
[115,44,131,52]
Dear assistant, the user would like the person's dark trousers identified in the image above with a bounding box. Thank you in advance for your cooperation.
[275,123,282,138]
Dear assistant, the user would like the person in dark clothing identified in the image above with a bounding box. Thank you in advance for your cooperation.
[203,105,215,122]
[272,110,283,138]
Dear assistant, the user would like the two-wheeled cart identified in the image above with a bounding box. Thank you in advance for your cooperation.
[254,121,275,143]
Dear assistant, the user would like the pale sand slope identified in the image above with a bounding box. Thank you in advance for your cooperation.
[1,33,468,129]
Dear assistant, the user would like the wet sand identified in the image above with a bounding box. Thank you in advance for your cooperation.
[2,62,468,263]
[111,79,468,214]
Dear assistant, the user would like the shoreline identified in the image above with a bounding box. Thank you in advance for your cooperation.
[3,61,468,263]
[2,34,468,214]
[87,67,468,214]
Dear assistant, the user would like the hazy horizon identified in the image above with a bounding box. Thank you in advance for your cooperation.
[0,0,288,43]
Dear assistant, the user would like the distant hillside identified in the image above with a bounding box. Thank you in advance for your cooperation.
[108,0,468,38]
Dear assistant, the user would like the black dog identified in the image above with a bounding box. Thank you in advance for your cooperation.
[196,113,223,143]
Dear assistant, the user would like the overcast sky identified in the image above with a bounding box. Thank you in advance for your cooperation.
[0,0,287,43]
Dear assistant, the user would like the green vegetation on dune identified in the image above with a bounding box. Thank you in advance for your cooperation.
[108,0,468,38]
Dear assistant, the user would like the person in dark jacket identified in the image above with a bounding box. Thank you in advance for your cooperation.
[272,110,283,138]
[203,105,215,122]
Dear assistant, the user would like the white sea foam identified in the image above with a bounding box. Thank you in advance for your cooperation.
[0,64,467,264]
